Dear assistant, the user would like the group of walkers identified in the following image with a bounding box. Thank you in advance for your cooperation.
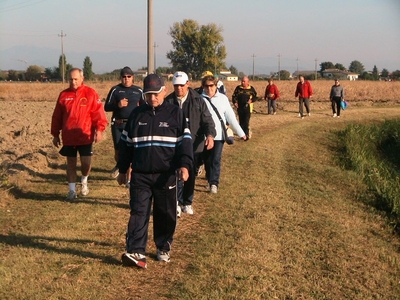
[50,67,345,269]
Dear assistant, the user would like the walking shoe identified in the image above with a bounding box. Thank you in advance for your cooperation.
[66,190,77,201]
[298,113,301,117]
[333,113,337,117]
[182,205,194,215]
[177,202,182,218]
[308,112,311,116]
[81,183,89,196]
[197,164,204,176]
[110,166,119,178]
[273,112,276,115]
[125,181,130,189]
[157,250,170,262]
[210,185,218,194]
[121,252,147,269]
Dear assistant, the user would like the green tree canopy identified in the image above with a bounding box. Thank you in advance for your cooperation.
[320,61,335,72]
[381,68,389,78]
[7,70,19,81]
[83,56,94,81]
[167,19,227,79]
[334,63,346,71]
[228,65,238,75]
[25,65,44,81]
[277,70,291,80]
[372,65,379,80]
[348,60,365,74]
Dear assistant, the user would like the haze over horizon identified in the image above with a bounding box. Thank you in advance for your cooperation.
[1,0,399,75]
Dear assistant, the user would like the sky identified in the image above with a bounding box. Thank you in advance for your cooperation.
[0,0,399,75]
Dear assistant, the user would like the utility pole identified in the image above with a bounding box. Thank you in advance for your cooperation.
[147,0,154,74]
[277,54,281,81]
[153,42,158,73]
[58,30,66,83]
[251,53,256,80]
[315,58,318,80]
[296,57,299,75]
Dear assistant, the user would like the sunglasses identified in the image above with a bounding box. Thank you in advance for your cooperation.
[122,75,132,78]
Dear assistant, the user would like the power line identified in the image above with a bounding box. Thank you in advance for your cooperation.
[0,0,47,13]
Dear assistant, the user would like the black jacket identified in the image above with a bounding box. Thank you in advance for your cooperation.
[165,88,216,153]
[104,84,144,120]
[118,101,193,174]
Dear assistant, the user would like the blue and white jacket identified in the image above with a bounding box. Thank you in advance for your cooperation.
[118,101,193,174]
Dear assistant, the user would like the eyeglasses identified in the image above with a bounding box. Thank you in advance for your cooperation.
[122,75,132,78]
[203,84,215,88]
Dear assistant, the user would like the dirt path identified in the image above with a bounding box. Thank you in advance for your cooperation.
[1,100,399,299]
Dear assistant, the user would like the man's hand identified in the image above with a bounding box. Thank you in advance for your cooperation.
[118,98,128,108]
[52,136,61,147]
[234,103,238,108]
[117,173,127,185]
[205,135,214,150]
[94,131,103,143]
[178,167,189,181]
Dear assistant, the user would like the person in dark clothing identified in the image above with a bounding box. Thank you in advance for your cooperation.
[330,79,345,118]
[165,71,215,216]
[232,76,258,139]
[117,74,193,269]
[104,66,144,184]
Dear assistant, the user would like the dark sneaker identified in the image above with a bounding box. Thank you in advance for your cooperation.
[157,250,170,262]
[121,252,147,269]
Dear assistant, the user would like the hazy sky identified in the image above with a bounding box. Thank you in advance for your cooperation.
[0,0,399,74]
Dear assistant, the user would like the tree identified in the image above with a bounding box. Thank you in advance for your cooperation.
[360,71,373,80]
[348,60,365,74]
[320,61,335,72]
[381,68,389,78]
[83,56,94,80]
[334,63,346,71]
[7,70,19,81]
[25,65,44,81]
[228,65,238,75]
[167,19,227,79]
[391,70,400,80]
[372,65,379,80]
[278,70,291,80]
[58,54,67,81]
[155,66,173,76]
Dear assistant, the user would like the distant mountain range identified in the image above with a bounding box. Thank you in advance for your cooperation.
[0,45,162,74]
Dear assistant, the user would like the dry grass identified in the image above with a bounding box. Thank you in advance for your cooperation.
[0,82,400,299]
[1,79,400,105]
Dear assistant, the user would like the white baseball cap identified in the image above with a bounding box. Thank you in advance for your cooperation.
[172,71,189,85]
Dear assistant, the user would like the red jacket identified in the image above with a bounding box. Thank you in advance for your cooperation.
[51,84,108,146]
[295,81,313,98]
[264,84,280,100]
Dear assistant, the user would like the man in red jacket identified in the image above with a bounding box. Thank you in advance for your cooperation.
[295,75,313,119]
[264,78,280,115]
[51,68,108,200]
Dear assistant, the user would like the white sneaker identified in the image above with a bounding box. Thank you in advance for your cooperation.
[308,112,311,116]
[182,205,194,215]
[66,190,77,200]
[333,113,337,117]
[157,250,170,262]
[177,202,182,218]
[110,166,119,178]
[298,113,301,117]
[81,183,89,196]
[121,252,147,269]
[210,185,218,194]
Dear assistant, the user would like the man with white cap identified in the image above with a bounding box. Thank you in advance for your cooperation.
[166,71,215,216]
[117,74,193,268]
